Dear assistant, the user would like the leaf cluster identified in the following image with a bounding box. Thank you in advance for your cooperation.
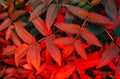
[0,0,120,79]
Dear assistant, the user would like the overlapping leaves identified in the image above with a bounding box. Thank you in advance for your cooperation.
[0,0,120,79]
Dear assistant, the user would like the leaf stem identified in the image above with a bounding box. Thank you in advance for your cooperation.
[81,18,87,28]
[75,19,88,39]
[105,29,114,42]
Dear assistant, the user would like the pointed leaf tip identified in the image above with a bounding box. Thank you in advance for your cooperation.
[80,28,102,47]
[46,4,60,30]
[46,36,62,66]
[97,42,119,68]
[27,42,41,71]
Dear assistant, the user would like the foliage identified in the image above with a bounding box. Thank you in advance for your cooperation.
[0,0,120,79]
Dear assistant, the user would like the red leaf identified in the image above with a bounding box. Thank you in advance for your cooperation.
[66,5,112,24]
[116,37,120,47]
[15,43,29,67]
[3,58,15,65]
[54,23,81,33]
[5,68,16,74]
[74,40,87,60]
[10,10,26,21]
[46,36,62,66]
[14,22,36,44]
[2,45,16,55]
[53,37,74,45]
[115,59,120,79]
[55,63,76,79]
[66,5,88,19]
[5,25,14,40]
[75,59,92,79]
[72,72,79,79]
[29,4,47,21]
[24,4,32,12]
[36,63,48,74]
[32,17,50,36]
[46,4,60,30]
[90,0,101,6]
[80,28,102,47]
[27,42,41,71]
[41,0,50,4]
[14,20,27,27]
[0,12,8,19]
[97,42,119,68]
[0,18,12,31]
[88,12,112,24]
[8,3,14,14]
[0,67,6,77]
[23,64,31,70]
[62,44,74,58]
[11,30,22,46]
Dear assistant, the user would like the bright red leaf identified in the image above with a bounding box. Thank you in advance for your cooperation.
[27,42,41,72]
[54,63,76,79]
[15,43,29,67]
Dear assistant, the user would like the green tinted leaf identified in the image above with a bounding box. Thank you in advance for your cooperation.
[102,0,117,20]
